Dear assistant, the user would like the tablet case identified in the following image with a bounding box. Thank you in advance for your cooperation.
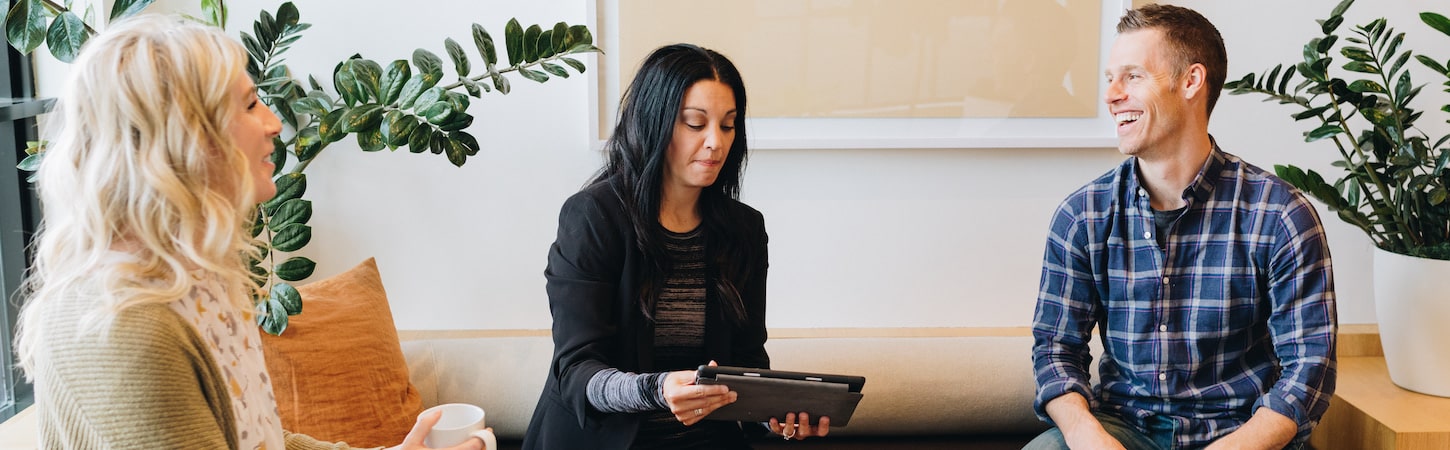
[695,366,865,427]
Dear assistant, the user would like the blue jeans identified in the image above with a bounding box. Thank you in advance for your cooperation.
[1022,412,1306,450]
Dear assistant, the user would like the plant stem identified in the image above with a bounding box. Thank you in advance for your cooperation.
[440,51,583,91]
[38,0,98,36]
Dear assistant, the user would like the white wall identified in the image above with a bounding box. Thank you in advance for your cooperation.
[46,0,1449,330]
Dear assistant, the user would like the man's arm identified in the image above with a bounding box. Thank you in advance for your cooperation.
[1238,193,1338,444]
[1204,408,1296,450]
[1043,393,1127,450]
[1032,201,1110,445]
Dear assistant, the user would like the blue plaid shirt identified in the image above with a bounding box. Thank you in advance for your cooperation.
[1032,145,1337,448]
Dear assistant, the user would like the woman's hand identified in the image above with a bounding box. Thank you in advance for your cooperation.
[388,409,486,450]
[770,412,830,441]
[663,361,737,426]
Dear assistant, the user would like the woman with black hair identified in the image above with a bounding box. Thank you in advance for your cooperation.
[522,43,829,449]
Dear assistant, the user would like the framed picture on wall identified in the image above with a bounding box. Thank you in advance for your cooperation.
[589,0,1133,150]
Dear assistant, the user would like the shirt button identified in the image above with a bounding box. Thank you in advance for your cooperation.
[1159,324,1168,332]
[1143,231,1151,239]
[1159,372,1167,381]
[1138,188,1147,197]
[1162,277,1169,285]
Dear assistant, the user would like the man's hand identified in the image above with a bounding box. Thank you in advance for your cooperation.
[1044,393,1127,450]
[1204,407,1296,450]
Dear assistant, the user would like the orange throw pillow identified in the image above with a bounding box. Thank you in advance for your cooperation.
[259,258,422,448]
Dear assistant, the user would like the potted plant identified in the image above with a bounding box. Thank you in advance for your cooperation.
[1224,0,1450,396]
[8,0,598,335]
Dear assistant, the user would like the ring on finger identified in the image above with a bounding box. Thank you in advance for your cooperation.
[782,425,797,440]
[694,408,703,416]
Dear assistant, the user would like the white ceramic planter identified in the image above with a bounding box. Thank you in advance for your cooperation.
[1373,247,1450,397]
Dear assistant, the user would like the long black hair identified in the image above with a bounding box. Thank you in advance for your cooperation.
[592,43,752,324]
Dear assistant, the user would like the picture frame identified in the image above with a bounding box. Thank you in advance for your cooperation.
[588,0,1133,150]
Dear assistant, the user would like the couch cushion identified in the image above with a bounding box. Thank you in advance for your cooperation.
[259,258,422,447]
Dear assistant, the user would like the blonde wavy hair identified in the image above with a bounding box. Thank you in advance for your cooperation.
[15,15,264,374]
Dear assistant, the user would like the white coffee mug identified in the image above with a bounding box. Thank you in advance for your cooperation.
[420,403,498,449]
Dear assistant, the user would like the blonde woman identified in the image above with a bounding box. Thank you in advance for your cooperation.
[14,16,483,450]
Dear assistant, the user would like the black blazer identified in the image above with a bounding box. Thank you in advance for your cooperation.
[522,179,771,450]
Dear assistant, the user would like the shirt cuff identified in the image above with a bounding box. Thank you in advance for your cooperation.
[1034,377,1095,425]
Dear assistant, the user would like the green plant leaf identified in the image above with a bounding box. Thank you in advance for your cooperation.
[258,299,288,335]
[45,11,87,63]
[270,137,287,175]
[1330,0,1354,18]
[420,102,455,125]
[491,71,511,94]
[1320,15,1344,35]
[16,152,41,171]
[451,131,479,156]
[270,223,312,252]
[413,86,445,112]
[520,68,548,83]
[1315,35,1338,54]
[522,24,541,63]
[318,108,347,143]
[550,22,567,54]
[1387,51,1412,79]
[270,283,302,316]
[429,131,446,155]
[407,124,431,153]
[1384,32,1405,62]
[255,10,277,47]
[270,198,312,228]
[294,126,322,160]
[339,103,383,133]
[334,62,362,106]
[7,0,49,54]
[1423,12,1450,37]
[109,0,154,20]
[437,113,473,132]
[274,1,298,28]
[357,127,385,152]
[445,37,469,76]
[263,173,306,215]
[351,59,383,101]
[379,60,411,105]
[1343,61,1379,74]
[473,23,497,66]
[445,136,468,167]
[290,95,332,117]
[1347,79,1386,93]
[200,0,226,28]
[397,70,441,109]
[536,29,553,59]
[1306,124,1343,142]
[1340,46,1374,62]
[249,212,265,238]
[273,257,315,283]
[412,48,443,76]
[541,62,569,78]
[460,77,484,97]
[1292,105,1332,121]
[380,111,418,148]
[561,57,586,73]
[504,18,522,66]
[566,24,592,48]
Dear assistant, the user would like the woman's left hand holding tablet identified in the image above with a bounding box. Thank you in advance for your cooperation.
[664,360,737,426]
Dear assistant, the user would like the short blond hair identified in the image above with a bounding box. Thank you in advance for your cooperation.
[16,14,262,374]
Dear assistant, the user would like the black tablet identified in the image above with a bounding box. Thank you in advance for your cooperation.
[695,365,865,427]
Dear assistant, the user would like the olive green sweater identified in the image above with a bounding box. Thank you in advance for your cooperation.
[28,291,375,450]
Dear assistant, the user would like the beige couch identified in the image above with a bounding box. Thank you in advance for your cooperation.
[398,327,1069,441]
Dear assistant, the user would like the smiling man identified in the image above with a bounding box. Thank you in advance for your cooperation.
[1024,4,1338,450]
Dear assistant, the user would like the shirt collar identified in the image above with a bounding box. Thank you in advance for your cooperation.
[1126,135,1226,205]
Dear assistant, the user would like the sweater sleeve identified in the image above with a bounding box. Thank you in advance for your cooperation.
[33,302,236,449]
[587,369,670,413]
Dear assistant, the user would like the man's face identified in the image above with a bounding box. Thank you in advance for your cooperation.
[1104,29,1193,159]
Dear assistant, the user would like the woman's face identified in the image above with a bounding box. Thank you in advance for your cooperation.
[663,79,737,194]
[225,72,282,203]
